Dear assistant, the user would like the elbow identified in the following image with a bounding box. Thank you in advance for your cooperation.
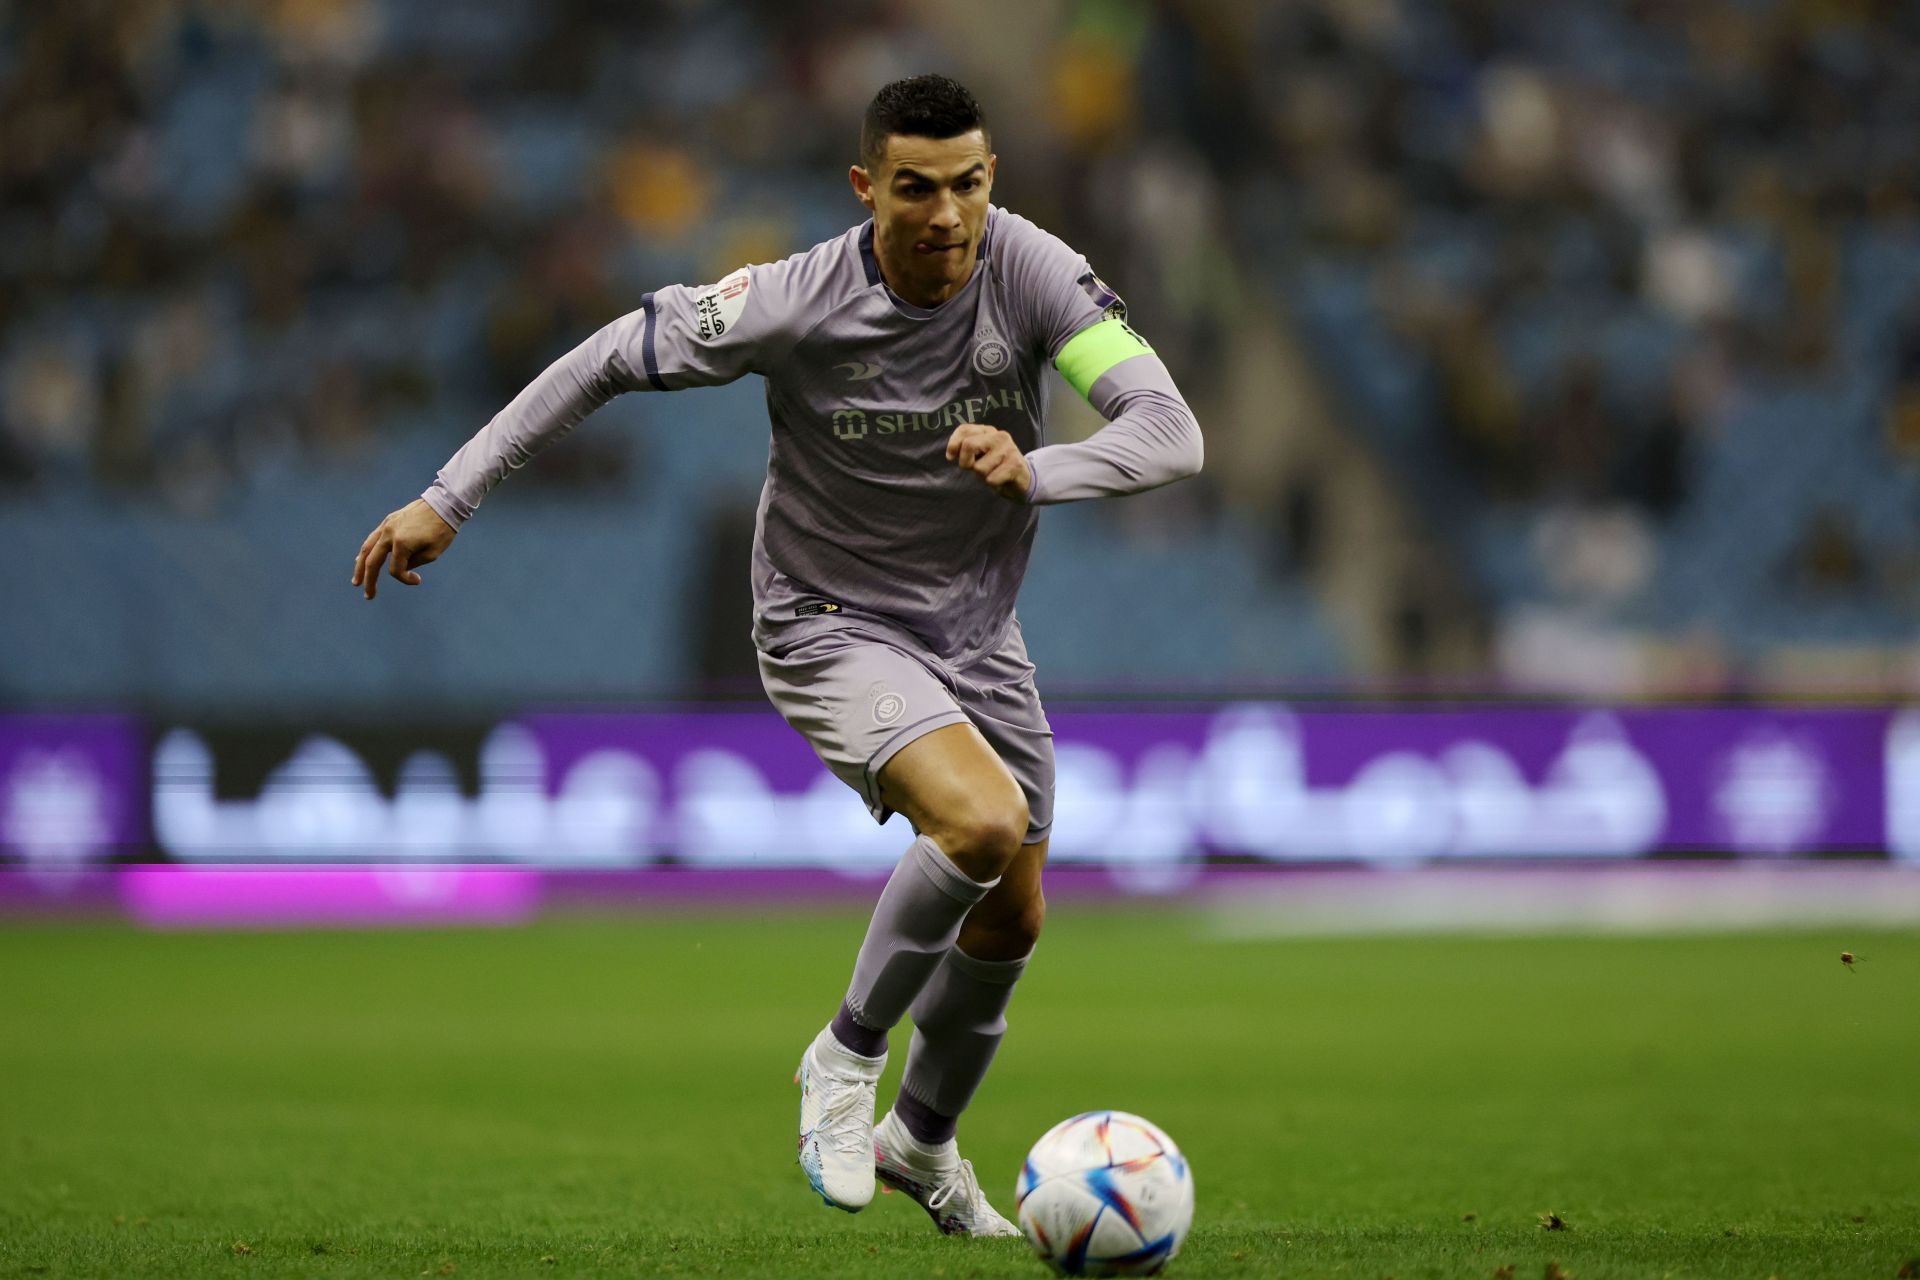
[1145,388,1202,480]
[1177,412,1204,480]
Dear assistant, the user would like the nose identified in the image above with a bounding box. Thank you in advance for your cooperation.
[929,190,962,233]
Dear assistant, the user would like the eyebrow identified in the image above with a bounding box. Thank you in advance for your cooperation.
[892,163,986,186]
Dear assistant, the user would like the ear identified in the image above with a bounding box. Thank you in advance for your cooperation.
[849,164,875,212]
[987,154,997,190]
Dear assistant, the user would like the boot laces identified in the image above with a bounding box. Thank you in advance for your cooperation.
[816,1071,878,1162]
[926,1157,983,1216]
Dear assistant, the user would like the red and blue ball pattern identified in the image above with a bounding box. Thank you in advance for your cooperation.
[1015,1111,1194,1277]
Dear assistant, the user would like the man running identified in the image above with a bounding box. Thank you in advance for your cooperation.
[351,74,1202,1236]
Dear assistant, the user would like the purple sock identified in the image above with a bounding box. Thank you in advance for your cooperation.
[829,999,888,1058]
[892,1088,958,1146]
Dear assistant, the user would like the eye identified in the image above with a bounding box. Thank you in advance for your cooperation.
[957,179,978,192]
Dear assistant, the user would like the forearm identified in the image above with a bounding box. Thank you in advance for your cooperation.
[422,314,643,528]
[1025,355,1203,505]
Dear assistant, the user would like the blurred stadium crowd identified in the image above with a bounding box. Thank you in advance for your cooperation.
[1267,0,1920,691]
[3,0,1917,706]
[1,0,1265,507]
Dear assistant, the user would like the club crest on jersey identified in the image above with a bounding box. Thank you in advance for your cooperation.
[694,266,752,341]
[973,324,1010,377]
[831,408,869,441]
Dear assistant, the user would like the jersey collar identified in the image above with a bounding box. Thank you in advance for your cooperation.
[857,209,997,316]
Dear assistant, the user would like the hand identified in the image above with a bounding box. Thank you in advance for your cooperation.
[945,423,1032,501]
[352,498,457,600]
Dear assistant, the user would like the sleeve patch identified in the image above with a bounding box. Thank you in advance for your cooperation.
[693,267,752,341]
[1077,270,1124,317]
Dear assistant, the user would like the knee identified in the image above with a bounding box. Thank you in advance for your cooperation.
[933,795,1030,882]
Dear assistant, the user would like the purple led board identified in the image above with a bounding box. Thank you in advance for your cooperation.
[146,704,1914,868]
[0,714,147,867]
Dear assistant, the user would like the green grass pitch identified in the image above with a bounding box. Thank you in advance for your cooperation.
[2,909,1916,1278]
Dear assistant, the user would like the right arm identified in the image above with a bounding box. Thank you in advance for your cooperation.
[352,265,777,599]
[418,307,652,531]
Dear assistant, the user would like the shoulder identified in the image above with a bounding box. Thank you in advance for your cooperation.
[987,206,1114,317]
[736,225,870,321]
[661,226,867,349]
[986,206,1085,278]
[987,207,1122,358]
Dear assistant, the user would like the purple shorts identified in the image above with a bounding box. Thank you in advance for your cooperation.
[757,614,1054,843]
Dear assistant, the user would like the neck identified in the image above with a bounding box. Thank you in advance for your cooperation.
[873,226,977,309]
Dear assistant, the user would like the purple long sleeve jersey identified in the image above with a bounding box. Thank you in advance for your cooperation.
[422,206,1203,663]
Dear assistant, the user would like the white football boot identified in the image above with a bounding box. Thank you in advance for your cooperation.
[873,1109,1021,1237]
[794,1027,885,1211]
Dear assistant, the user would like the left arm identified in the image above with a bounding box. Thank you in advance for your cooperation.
[950,215,1203,502]
[1023,340,1202,504]
[946,328,1203,504]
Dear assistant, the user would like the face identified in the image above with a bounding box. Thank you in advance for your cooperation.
[852,129,996,300]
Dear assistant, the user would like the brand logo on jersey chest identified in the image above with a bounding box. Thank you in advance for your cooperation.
[825,388,1028,443]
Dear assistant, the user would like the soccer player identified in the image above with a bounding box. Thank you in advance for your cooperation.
[351,75,1202,1236]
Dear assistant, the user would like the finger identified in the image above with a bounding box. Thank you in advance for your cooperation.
[948,423,991,463]
[362,534,391,599]
[959,429,1000,470]
[389,542,421,587]
[354,516,398,583]
[972,440,1012,476]
[985,458,1021,489]
[352,528,380,585]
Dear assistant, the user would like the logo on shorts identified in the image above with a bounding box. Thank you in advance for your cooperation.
[795,601,841,617]
[872,690,906,726]
[973,324,1010,377]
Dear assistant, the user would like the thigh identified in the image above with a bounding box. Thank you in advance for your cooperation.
[951,620,1056,844]
[758,625,970,824]
[874,720,1030,845]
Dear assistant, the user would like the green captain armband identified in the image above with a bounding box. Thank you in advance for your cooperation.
[1053,316,1153,399]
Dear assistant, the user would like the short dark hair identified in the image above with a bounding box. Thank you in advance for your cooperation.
[860,75,988,171]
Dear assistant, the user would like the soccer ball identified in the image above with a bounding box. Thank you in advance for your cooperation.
[1015,1111,1194,1277]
